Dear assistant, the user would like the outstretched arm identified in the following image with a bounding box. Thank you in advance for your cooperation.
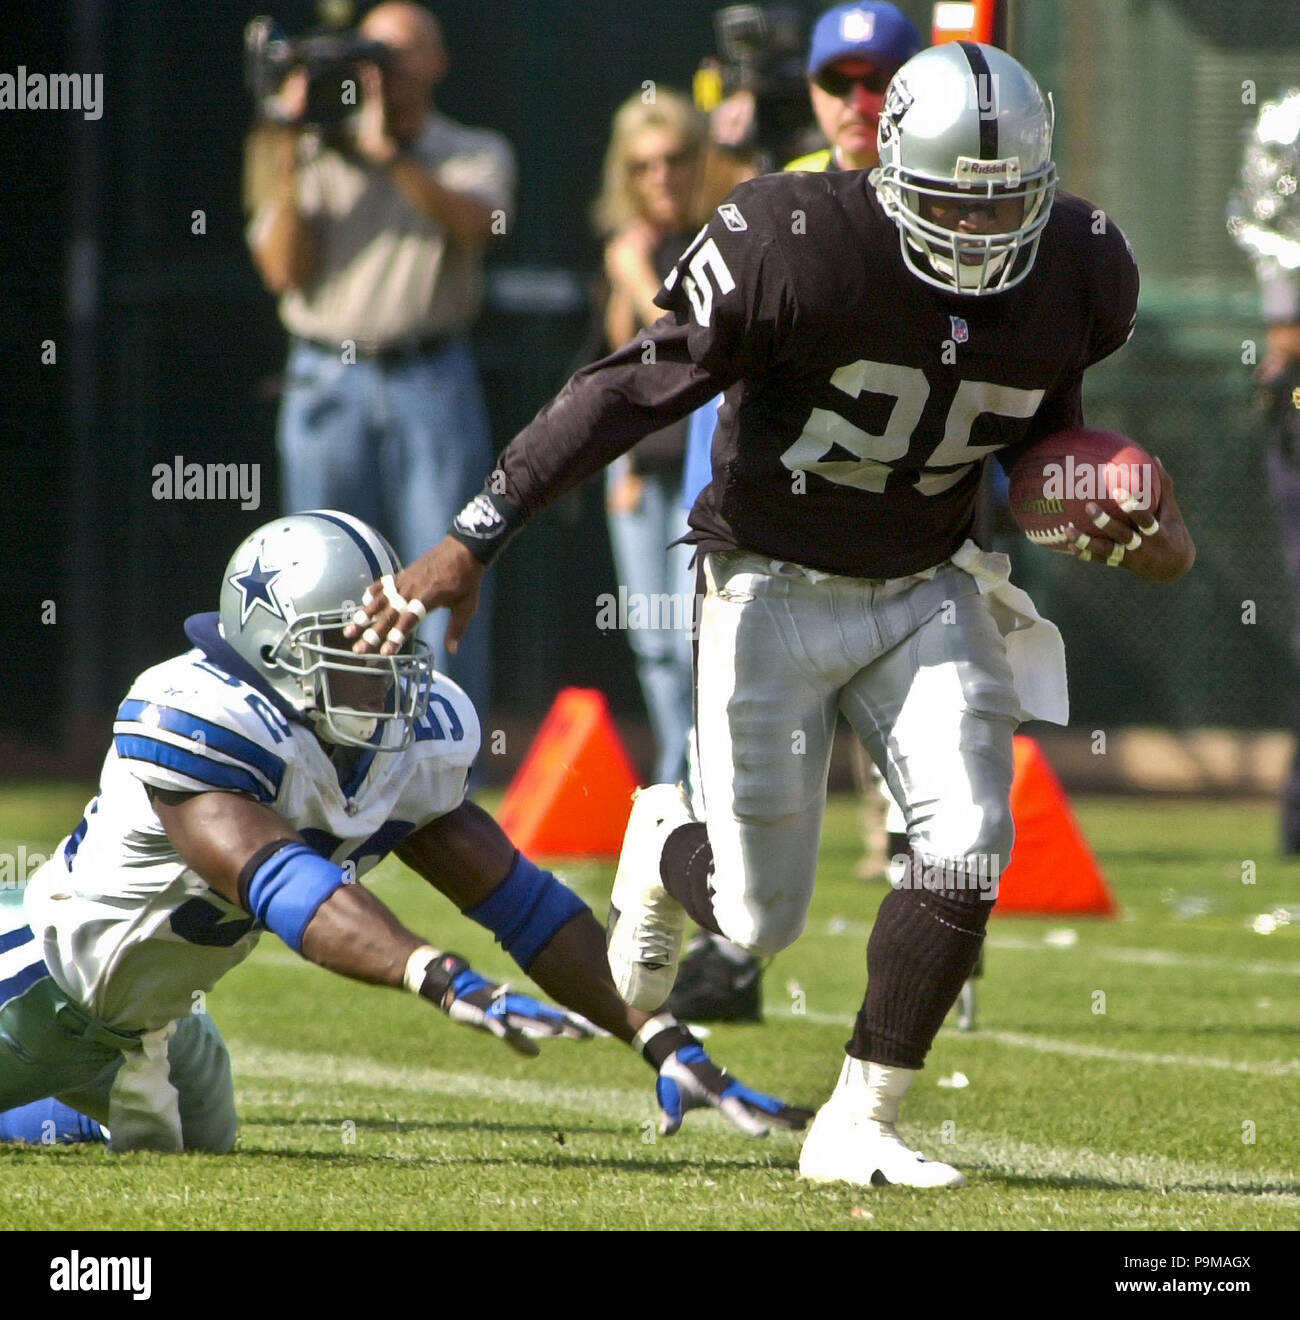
[149,788,584,1054]
[397,800,646,1045]
[395,801,814,1135]
[346,316,732,656]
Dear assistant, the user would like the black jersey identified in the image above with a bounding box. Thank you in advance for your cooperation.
[493,170,1137,578]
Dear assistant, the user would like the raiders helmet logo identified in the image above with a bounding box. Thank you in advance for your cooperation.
[454,493,505,538]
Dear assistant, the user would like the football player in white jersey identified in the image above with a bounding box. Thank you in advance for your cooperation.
[0,510,809,1152]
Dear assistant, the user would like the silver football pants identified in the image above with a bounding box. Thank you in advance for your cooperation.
[694,550,1020,955]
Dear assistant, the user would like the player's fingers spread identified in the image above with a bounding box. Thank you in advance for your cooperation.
[499,1022,541,1057]
[352,616,391,654]
[343,581,386,638]
[719,1097,770,1137]
[1083,501,1132,541]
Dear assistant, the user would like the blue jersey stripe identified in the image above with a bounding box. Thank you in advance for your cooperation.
[0,925,34,956]
[114,734,275,803]
[65,814,90,869]
[116,700,285,791]
[0,960,47,1009]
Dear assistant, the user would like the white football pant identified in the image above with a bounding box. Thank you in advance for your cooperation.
[694,550,1020,955]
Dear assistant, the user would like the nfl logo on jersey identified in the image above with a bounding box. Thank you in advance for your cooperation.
[949,314,970,344]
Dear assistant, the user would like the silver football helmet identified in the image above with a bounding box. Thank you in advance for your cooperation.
[875,42,1056,295]
[219,510,431,751]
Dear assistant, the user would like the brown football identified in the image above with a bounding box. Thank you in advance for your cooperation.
[1008,428,1161,550]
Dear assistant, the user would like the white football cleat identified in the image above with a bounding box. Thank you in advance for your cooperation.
[606,784,694,1011]
[798,1103,967,1189]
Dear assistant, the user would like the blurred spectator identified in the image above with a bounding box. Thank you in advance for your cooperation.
[1230,88,1300,852]
[593,90,706,783]
[787,1,922,172]
[245,2,513,718]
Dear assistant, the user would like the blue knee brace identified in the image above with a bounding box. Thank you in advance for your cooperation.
[464,853,589,971]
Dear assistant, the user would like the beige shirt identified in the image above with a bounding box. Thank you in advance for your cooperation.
[264,112,515,349]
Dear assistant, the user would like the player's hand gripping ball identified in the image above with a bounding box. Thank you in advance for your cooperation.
[1009,427,1162,568]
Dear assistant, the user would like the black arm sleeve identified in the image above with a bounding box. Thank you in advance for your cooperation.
[459,194,790,552]
[494,314,736,521]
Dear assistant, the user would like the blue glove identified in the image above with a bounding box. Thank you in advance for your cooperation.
[656,1044,814,1137]
[425,955,596,1057]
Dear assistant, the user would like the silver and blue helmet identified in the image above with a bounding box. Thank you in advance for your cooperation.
[875,42,1057,295]
[219,510,431,750]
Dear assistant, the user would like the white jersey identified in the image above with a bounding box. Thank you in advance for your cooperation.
[24,642,480,1032]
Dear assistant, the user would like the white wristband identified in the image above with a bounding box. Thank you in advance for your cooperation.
[631,1012,679,1056]
[403,945,439,995]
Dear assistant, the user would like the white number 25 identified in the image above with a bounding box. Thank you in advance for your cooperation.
[781,361,1043,497]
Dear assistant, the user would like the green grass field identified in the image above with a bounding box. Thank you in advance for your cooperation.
[2,783,1297,1231]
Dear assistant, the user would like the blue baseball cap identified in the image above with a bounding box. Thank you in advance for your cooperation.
[806,3,922,77]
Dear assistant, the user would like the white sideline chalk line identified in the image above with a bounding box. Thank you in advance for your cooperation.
[229,1042,1299,1198]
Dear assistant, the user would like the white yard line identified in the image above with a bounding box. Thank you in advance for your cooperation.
[765,1007,1299,1077]
[965,1029,1300,1078]
[812,918,1300,975]
[228,1041,1299,1198]
[943,1129,1300,1200]
[230,1041,651,1122]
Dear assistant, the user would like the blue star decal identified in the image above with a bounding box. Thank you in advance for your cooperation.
[228,553,284,627]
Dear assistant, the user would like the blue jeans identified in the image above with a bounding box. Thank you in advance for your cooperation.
[277,336,495,716]
[606,468,696,783]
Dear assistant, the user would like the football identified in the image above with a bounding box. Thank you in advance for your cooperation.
[1008,427,1161,550]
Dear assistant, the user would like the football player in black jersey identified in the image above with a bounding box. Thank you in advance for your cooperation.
[350,43,1194,1188]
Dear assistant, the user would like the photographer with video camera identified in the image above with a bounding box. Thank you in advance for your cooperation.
[245,2,513,719]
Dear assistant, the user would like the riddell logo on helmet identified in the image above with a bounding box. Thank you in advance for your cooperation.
[955,155,1021,185]
[1042,457,1154,510]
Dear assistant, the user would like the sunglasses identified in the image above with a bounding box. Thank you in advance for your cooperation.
[628,148,696,176]
[814,67,893,97]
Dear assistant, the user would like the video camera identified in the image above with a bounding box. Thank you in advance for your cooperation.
[244,15,393,130]
[697,4,818,169]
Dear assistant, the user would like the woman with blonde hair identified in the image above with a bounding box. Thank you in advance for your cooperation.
[593,90,704,785]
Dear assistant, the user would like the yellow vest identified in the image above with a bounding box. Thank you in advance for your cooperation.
[783,148,833,173]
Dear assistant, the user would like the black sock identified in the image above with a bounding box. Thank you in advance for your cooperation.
[659,823,723,936]
[848,870,991,1069]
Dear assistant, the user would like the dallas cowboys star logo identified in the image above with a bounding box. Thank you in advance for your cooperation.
[228,552,285,627]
